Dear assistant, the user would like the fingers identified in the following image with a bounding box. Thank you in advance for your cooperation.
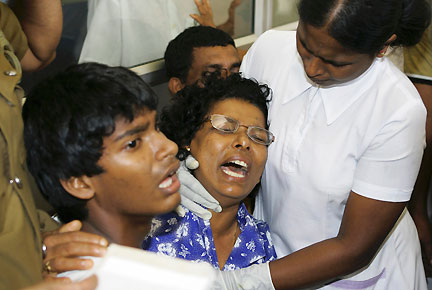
[181,197,213,220]
[43,228,108,274]
[44,230,108,252]
[194,0,208,13]
[69,275,98,290]
[22,275,98,290]
[192,0,216,27]
[230,0,242,8]
[53,275,98,290]
[44,256,95,274]
[179,184,218,211]
[178,166,221,212]
[178,159,221,215]
[175,205,186,217]
[182,185,221,212]
[194,0,206,15]
[189,14,203,25]
[58,220,83,233]
[43,241,106,273]
[41,220,83,241]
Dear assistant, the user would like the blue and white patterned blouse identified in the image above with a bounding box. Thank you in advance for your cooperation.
[142,203,277,270]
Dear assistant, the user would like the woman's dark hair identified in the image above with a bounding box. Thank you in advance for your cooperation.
[159,73,272,160]
[23,63,158,223]
[298,0,431,54]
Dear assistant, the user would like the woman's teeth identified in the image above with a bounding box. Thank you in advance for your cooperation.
[221,160,249,178]
[159,176,173,188]
[222,168,246,178]
[231,160,248,168]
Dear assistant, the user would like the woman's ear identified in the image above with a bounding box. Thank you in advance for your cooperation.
[60,176,95,200]
[376,34,397,57]
[168,77,185,95]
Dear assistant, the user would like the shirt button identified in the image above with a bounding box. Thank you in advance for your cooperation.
[9,176,23,189]
[4,70,17,76]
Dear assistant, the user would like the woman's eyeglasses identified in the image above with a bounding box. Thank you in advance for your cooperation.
[207,114,275,146]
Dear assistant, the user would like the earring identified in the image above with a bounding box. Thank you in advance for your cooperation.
[185,155,200,170]
[185,146,199,170]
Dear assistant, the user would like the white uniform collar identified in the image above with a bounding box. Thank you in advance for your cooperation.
[281,52,314,105]
[321,58,381,125]
[283,53,382,125]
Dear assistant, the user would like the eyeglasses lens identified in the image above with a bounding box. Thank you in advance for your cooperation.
[247,127,271,145]
[211,115,238,132]
[210,114,273,145]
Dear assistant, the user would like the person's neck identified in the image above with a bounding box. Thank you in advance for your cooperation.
[209,202,240,270]
[209,203,239,236]
[82,212,152,248]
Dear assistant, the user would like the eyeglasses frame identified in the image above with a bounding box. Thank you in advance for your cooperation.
[207,114,275,146]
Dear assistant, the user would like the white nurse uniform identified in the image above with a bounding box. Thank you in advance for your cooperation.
[241,30,427,289]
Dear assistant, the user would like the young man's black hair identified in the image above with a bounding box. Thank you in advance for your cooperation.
[22,63,163,223]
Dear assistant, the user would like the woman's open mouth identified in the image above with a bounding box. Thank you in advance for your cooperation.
[221,160,249,179]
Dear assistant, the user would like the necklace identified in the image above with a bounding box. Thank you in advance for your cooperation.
[233,223,239,246]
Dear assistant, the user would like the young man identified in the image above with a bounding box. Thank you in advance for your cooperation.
[22,63,181,276]
[164,25,241,95]
[40,26,242,276]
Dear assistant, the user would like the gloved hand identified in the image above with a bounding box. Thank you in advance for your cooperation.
[210,262,275,290]
[175,161,222,220]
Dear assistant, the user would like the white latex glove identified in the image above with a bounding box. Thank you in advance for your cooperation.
[210,262,275,290]
[175,161,222,220]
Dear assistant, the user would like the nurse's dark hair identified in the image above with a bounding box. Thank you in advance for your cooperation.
[159,73,272,160]
[164,26,236,82]
[23,62,158,223]
[298,0,431,54]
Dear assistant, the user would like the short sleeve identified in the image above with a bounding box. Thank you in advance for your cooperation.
[240,30,295,81]
[240,32,258,79]
[78,0,122,66]
[0,3,28,60]
[352,101,426,202]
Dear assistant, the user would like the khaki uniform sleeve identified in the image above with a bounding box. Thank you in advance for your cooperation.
[38,210,60,233]
[0,3,28,60]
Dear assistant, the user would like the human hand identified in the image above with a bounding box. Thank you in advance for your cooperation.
[229,0,242,10]
[411,212,432,276]
[190,0,216,28]
[176,161,221,220]
[210,262,274,290]
[21,275,97,290]
[42,220,108,277]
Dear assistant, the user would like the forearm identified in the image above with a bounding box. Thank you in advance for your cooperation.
[8,0,62,64]
[270,237,372,289]
[270,194,406,289]
[409,139,432,217]
[213,200,406,290]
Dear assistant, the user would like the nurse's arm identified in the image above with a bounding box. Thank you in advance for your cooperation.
[269,191,406,289]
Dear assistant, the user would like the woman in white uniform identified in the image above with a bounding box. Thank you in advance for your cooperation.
[184,0,432,289]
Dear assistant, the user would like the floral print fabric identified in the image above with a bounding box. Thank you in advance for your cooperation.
[142,203,276,270]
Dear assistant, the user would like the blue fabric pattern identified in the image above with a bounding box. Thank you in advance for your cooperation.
[142,203,276,270]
